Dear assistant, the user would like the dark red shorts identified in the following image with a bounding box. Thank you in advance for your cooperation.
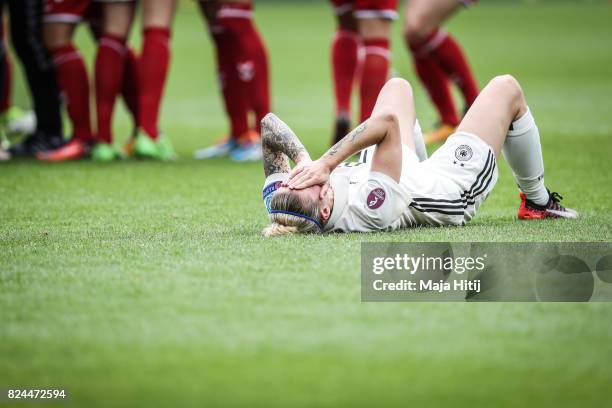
[44,0,136,24]
[330,0,398,20]
[44,0,92,23]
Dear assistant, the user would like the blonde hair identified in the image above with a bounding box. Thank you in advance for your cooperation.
[262,189,323,237]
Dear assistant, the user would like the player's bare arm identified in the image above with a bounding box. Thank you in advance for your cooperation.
[261,113,311,177]
[287,78,418,190]
[284,115,395,190]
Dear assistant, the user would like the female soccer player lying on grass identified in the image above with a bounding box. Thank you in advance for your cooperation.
[260,75,577,236]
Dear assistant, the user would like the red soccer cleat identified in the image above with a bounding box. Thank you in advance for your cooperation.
[36,139,89,162]
[517,191,579,220]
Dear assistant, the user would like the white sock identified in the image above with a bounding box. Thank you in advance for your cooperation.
[413,119,427,162]
[502,108,549,206]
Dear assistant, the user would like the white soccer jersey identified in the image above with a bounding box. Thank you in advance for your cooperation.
[324,162,412,232]
[325,132,498,232]
[262,132,498,233]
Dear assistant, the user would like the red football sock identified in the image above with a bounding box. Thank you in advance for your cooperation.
[429,30,479,108]
[211,23,249,139]
[121,48,140,127]
[95,34,127,143]
[0,51,10,112]
[360,38,390,122]
[246,19,270,134]
[139,27,171,140]
[218,3,270,138]
[332,29,360,119]
[408,31,459,126]
[51,44,92,142]
[414,57,459,126]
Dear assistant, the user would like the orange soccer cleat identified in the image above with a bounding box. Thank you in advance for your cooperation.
[424,123,456,145]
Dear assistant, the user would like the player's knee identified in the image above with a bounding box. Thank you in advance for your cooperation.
[43,29,70,50]
[358,18,390,40]
[403,16,430,45]
[490,74,523,100]
[385,77,413,96]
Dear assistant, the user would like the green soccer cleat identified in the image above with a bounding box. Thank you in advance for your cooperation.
[155,134,176,161]
[133,132,159,159]
[134,132,176,161]
[91,143,121,162]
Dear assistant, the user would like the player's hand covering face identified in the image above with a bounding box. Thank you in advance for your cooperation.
[284,159,332,195]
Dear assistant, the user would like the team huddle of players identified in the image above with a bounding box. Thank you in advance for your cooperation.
[0,0,478,162]
[329,0,478,146]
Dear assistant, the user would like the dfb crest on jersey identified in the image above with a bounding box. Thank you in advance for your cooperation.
[455,144,473,161]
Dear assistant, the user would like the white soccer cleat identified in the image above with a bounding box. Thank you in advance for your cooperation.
[4,107,37,135]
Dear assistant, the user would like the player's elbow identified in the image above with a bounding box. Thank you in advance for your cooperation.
[373,109,399,129]
[260,113,276,145]
[372,109,401,143]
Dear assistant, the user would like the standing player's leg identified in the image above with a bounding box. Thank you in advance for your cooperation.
[212,0,269,162]
[0,29,36,138]
[132,0,177,161]
[199,0,242,155]
[0,1,37,140]
[0,4,8,160]
[121,46,139,133]
[0,7,7,118]
[456,75,577,219]
[194,0,247,160]
[354,0,396,123]
[329,0,361,145]
[93,0,134,161]
[404,0,479,144]
[86,5,140,154]
[38,1,93,161]
[7,0,64,157]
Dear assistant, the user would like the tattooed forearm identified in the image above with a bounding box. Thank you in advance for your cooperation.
[261,113,307,161]
[263,144,290,176]
[326,122,368,157]
[328,138,344,156]
[261,113,310,176]
[350,122,368,141]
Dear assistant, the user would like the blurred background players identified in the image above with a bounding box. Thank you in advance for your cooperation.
[38,0,140,161]
[93,0,176,161]
[0,20,37,160]
[194,0,270,162]
[403,0,479,144]
[329,0,396,145]
[1,0,63,158]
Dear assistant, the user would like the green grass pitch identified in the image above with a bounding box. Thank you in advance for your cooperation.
[1,1,612,406]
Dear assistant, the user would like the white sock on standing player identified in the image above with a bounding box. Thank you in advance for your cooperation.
[502,108,549,206]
